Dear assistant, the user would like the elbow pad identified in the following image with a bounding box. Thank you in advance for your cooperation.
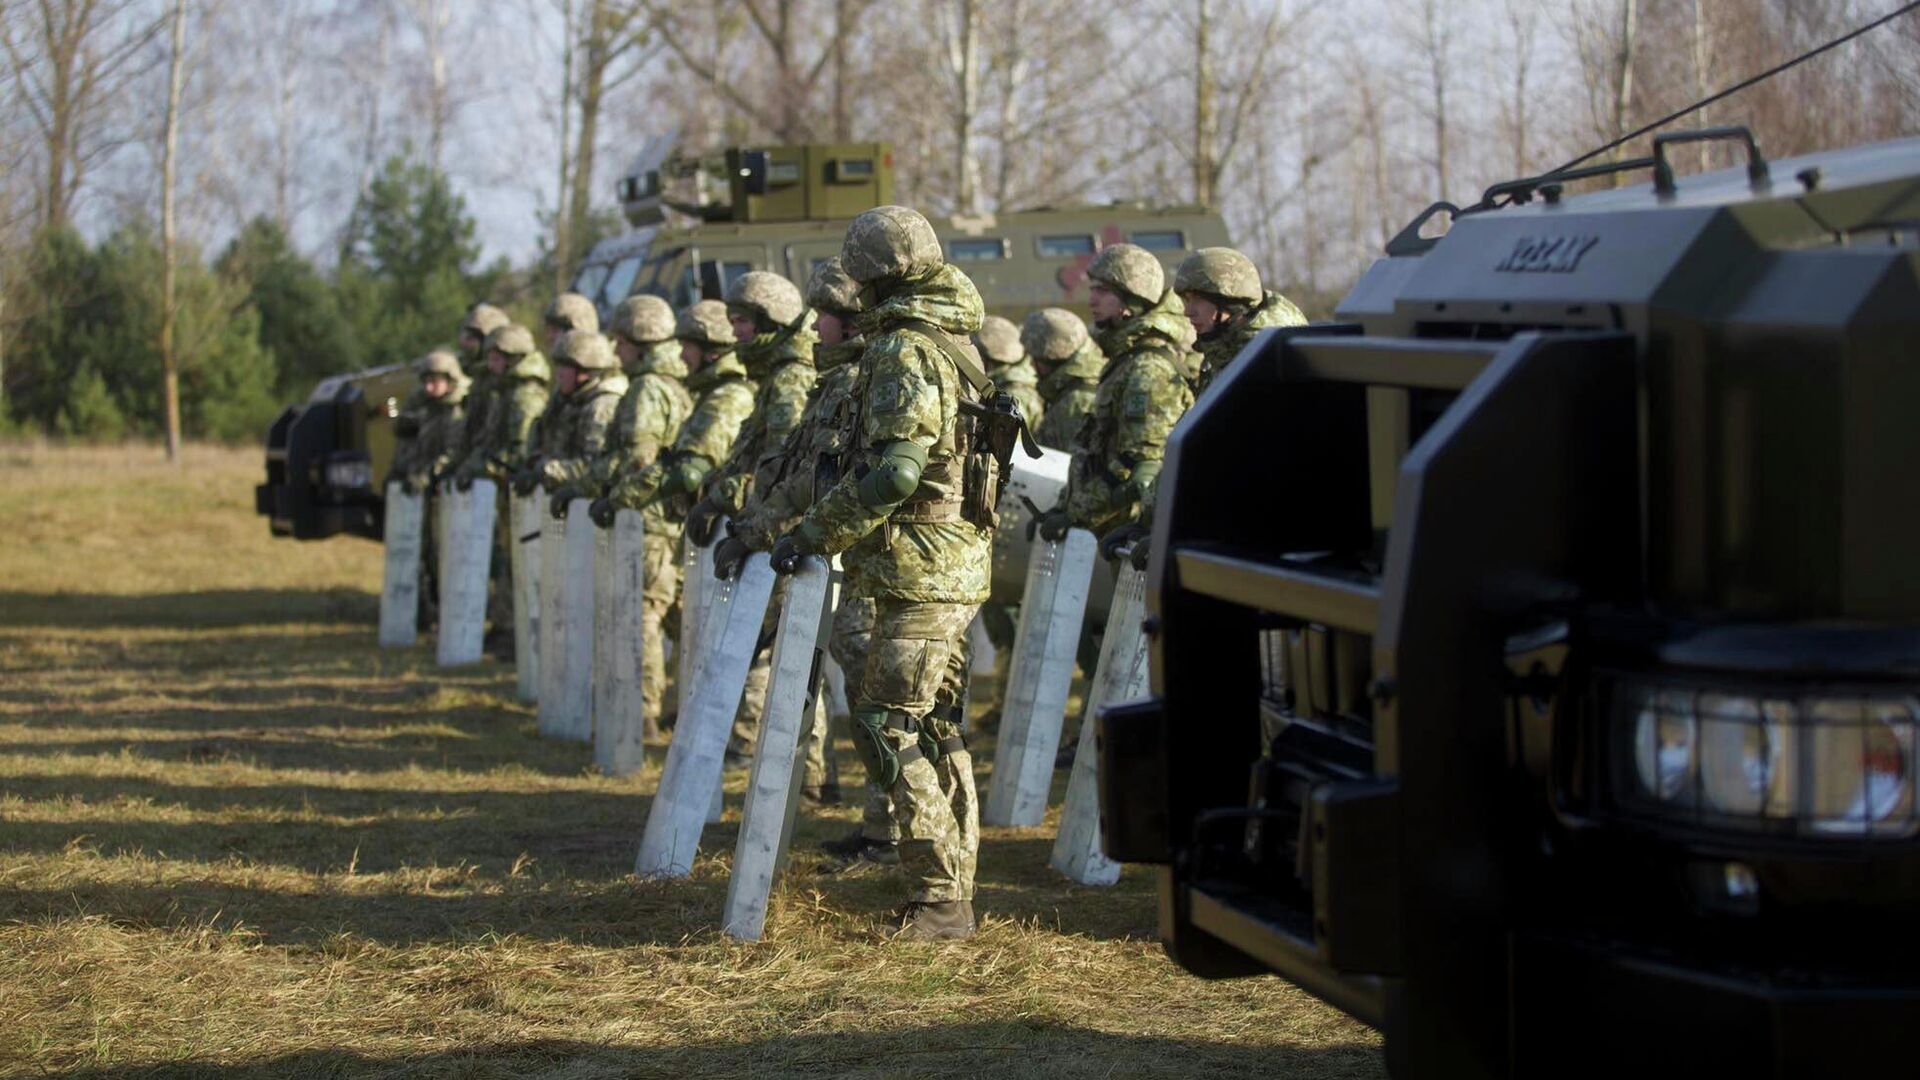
[666,454,712,496]
[856,440,928,509]
[1128,458,1162,502]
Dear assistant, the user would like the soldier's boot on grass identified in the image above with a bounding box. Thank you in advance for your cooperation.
[820,828,900,866]
[894,900,975,941]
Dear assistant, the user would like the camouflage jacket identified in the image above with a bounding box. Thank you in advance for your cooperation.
[391,378,469,490]
[798,263,992,605]
[731,339,864,552]
[583,342,693,534]
[705,317,818,514]
[538,372,630,490]
[452,352,551,483]
[449,372,492,466]
[1065,291,1195,534]
[1034,337,1105,450]
[1195,291,1307,395]
[608,351,755,523]
[991,357,1046,438]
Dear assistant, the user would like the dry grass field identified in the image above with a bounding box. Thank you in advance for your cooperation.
[0,442,1383,1079]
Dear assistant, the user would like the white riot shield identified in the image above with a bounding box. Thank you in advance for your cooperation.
[676,531,708,719]
[510,492,544,702]
[435,480,495,666]
[1051,562,1149,885]
[378,481,424,647]
[723,555,830,940]
[982,527,1097,828]
[992,447,1113,625]
[536,509,569,737]
[594,508,648,776]
[636,552,777,879]
[551,498,597,741]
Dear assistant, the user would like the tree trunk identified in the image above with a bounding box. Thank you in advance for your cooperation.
[567,0,611,280]
[947,0,981,215]
[554,0,575,292]
[1193,0,1215,208]
[160,0,187,462]
[1611,0,1638,175]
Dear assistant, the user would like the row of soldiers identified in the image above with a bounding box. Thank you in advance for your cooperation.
[389,212,1302,939]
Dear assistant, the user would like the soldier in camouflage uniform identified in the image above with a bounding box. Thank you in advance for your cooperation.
[969,315,1045,726]
[1034,243,1194,549]
[771,206,992,940]
[1022,307,1105,451]
[449,304,510,472]
[596,305,755,731]
[450,324,552,652]
[512,329,629,507]
[976,315,1045,432]
[1175,246,1307,395]
[682,272,819,765]
[715,259,890,834]
[389,348,471,630]
[575,296,694,744]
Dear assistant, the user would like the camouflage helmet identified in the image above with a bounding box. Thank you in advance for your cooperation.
[462,302,509,339]
[725,270,805,328]
[676,300,736,348]
[553,328,616,371]
[1175,247,1263,306]
[485,323,536,357]
[805,256,865,316]
[415,348,463,379]
[974,315,1024,365]
[1020,307,1090,363]
[544,292,600,334]
[611,295,675,344]
[1086,243,1165,308]
[842,205,943,284]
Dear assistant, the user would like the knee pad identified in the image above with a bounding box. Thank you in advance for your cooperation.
[851,707,905,789]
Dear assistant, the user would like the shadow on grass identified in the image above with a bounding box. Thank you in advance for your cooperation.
[35,1027,1387,1079]
[0,588,378,629]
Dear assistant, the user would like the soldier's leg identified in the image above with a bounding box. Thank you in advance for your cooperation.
[485,494,515,648]
[927,637,980,900]
[640,534,681,745]
[830,596,897,843]
[855,600,978,904]
[418,491,442,630]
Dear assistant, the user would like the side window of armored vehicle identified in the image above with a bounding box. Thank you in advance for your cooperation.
[572,263,612,306]
[949,238,1008,262]
[1037,234,1095,258]
[599,255,645,313]
[678,260,757,304]
[1129,230,1185,252]
[784,241,841,284]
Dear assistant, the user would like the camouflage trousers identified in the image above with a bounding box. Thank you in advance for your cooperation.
[485,494,515,635]
[859,599,980,904]
[830,595,896,842]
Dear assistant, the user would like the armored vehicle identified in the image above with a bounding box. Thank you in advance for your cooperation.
[1102,129,1920,1077]
[258,140,1226,541]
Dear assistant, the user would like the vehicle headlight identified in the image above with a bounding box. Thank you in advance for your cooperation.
[1614,678,1918,838]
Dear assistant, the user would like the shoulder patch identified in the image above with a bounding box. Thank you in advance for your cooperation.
[1124,388,1150,419]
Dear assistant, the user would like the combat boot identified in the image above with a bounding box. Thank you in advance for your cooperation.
[820,828,899,867]
[894,900,975,941]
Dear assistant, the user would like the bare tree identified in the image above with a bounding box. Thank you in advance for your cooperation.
[935,0,984,214]
[159,0,185,460]
[1,0,165,231]
[1403,0,1456,198]
[400,0,455,168]
[1498,0,1543,175]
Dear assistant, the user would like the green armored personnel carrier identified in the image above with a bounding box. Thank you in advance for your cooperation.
[258,140,1227,542]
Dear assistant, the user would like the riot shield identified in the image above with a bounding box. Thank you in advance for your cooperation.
[594,508,648,776]
[723,555,830,940]
[1051,562,1148,885]
[378,481,424,648]
[982,527,1097,827]
[509,492,544,702]
[435,479,495,666]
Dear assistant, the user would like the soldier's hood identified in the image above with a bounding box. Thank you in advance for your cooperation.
[685,349,750,391]
[738,310,818,377]
[1039,338,1106,399]
[992,356,1039,387]
[505,350,551,383]
[627,339,687,380]
[574,370,630,400]
[442,373,472,406]
[856,263,984,339]
[1095,288,1189,359]
[814,337,864,373]
[1202,290,1307,345]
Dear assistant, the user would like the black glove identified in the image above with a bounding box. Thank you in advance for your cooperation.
[712,535,752,580]
[548,485,577,521]
[769,534,806,575]
[685,497,725,547]
[1099,522,1148,563]
[393,415,421,439]
[1036,507,1073,542]
[589,497,617,529]
[511,467,541,496]
[1129,533,1152,571]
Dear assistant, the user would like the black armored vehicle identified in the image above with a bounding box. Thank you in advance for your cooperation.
[1102,129,1920,1076]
